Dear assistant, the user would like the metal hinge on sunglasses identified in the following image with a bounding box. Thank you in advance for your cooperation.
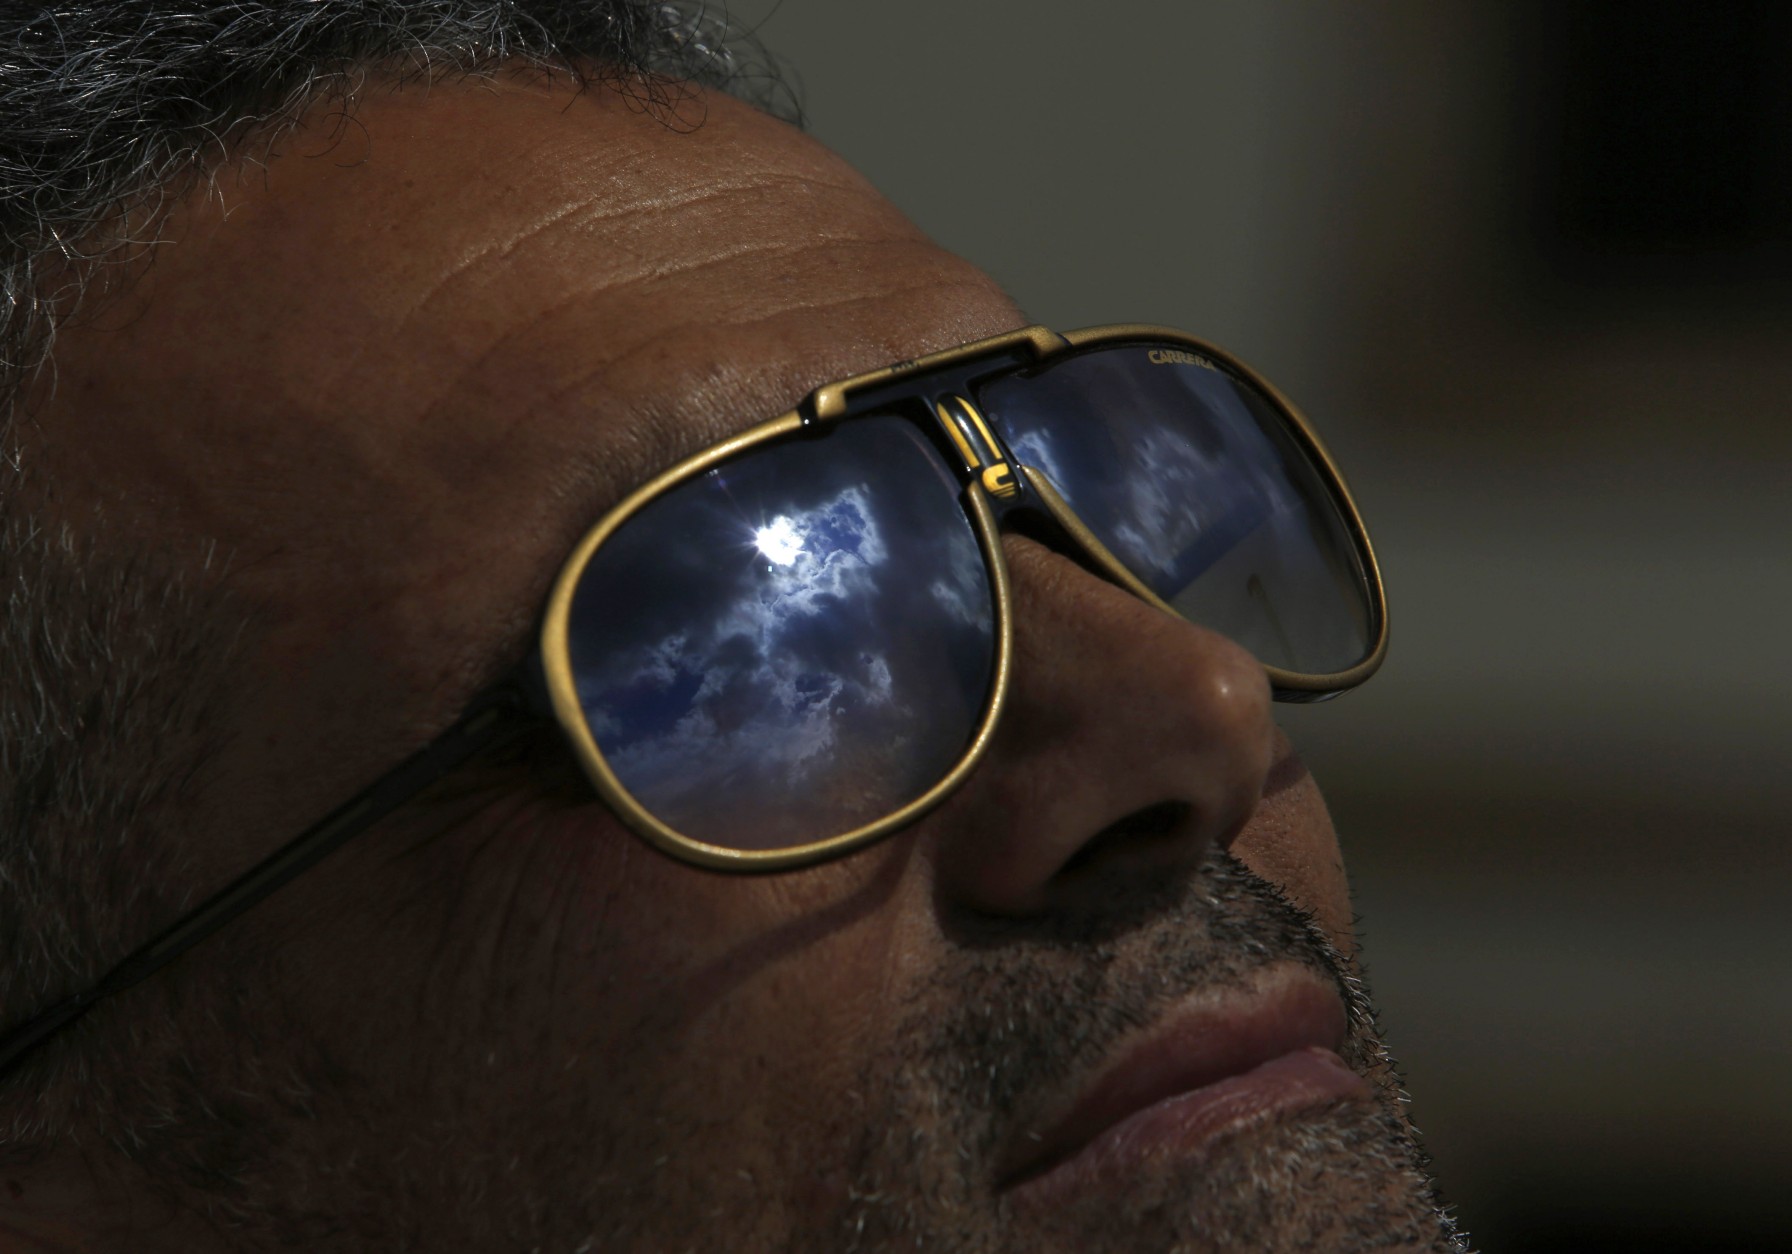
[932,393,1021,499]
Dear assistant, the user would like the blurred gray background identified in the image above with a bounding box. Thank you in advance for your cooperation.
[730,2,1792,1250]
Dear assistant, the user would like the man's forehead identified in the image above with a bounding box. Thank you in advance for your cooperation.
[36,76,1019,610]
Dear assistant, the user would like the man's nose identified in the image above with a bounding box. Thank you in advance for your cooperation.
[929,533,1277,916]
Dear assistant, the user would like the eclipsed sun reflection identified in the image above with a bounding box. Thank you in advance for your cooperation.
[753,515,805,566]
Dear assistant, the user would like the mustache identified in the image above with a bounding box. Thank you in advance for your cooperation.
[899,847,1373,1162]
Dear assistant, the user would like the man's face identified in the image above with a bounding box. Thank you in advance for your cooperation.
[26,80,1457,1251]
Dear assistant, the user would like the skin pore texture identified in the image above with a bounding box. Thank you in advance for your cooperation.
[3,78,1462,1251]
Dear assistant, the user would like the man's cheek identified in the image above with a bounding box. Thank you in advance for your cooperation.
[527,831,909,1206]
[1229,776,1354,951]
[530,806,910,1043]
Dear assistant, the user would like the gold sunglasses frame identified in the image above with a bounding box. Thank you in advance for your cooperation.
[537,323,1387,873]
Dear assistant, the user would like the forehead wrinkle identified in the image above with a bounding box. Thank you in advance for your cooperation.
[479,163,882,237]
[390,174,830,318]
[493,106,886,222]
[393,172,922,343]
[323,84,904,329]
[360,239,873,480]
[534,256,1004,436]
[342,155,926,440]
[446,230,934,391]
[395,208,987,462]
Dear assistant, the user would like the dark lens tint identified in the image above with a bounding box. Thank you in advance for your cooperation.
[979,344,1374,677]
[564,414,996,852]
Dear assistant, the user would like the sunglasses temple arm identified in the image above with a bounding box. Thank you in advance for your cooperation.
[0,683,536,1083]
[1018,466,1177,611]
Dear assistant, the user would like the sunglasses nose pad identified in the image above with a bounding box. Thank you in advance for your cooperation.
[985,489,1116,592]
[996,465,1177,614]
[935,392,1161,608]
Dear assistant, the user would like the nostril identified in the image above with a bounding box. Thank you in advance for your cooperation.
[1056,799,1193,877]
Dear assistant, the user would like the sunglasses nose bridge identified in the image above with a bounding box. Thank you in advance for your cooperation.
[931,392,1025,505]
[930,391,1174,617]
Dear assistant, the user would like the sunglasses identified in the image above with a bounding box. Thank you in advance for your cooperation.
[0,323,1385,1078]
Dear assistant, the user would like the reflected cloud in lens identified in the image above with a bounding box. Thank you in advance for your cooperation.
[983,348,1371,675]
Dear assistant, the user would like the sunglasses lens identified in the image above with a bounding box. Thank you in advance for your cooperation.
[563,414,996,853]
[979,344,1375,678]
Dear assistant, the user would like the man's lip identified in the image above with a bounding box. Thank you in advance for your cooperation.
[996,972,1366,1191]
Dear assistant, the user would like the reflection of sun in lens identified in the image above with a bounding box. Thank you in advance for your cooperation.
[754,516,805,566]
